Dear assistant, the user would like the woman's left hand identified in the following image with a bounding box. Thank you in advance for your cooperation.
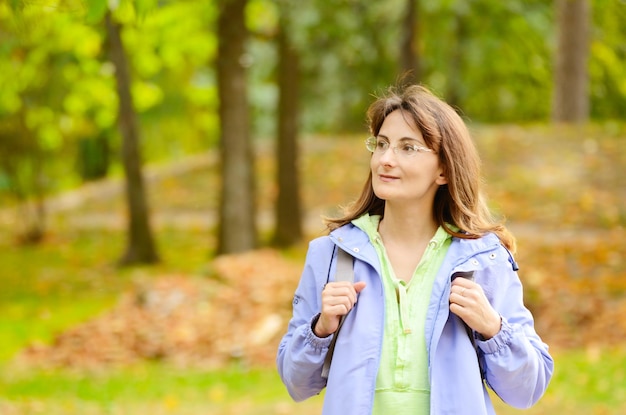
[450,278,501,340]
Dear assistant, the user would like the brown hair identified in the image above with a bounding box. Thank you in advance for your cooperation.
[324,84,516,252]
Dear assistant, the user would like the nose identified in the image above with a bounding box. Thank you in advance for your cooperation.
[377,146,398,165]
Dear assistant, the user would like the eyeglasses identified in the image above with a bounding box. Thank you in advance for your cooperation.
[365,136,433,157]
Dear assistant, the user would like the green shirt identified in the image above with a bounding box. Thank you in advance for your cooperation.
[352,214,452,415]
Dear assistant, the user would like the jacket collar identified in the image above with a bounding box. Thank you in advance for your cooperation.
[331,222,501,255]
[330,222,515,271]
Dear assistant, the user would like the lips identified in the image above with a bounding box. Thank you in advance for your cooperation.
[378,174,399,182]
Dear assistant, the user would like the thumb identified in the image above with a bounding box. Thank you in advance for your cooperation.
[354,281,367,293]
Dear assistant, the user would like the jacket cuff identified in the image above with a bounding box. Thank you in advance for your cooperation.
[305,313,333,350]
[476,317,514,355]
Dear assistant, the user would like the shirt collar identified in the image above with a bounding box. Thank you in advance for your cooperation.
[352,213,452,249]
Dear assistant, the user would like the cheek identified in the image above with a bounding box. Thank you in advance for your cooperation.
[409,162,440,183]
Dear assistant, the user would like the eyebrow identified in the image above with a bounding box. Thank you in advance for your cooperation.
[377,134,426,146]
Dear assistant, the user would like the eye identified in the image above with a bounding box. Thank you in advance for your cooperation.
[401,143,418,154]
[376,139,389,150]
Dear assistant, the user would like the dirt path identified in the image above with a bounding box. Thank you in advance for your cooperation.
[0,150,617,246]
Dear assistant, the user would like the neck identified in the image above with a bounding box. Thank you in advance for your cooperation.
[378,203,438,245]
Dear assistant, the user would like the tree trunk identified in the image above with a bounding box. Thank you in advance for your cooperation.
[446,10,468,109]
[9,111,46,244]
[105,11,159,265]
[400,0,420,83]
[13,151,46,244]
[216,0,257,254]
[272,18,302,247]
[552,0,590,122]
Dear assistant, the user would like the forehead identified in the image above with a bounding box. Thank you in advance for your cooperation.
[378,110,422,140]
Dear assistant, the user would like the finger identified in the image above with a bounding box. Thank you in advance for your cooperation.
[451,278,473,289]
[449,302,464,317]
[327,296,351,308]
[354,281,367,293]
[335,285,360,305]
[323,284,355,301]
[324,281,353,293]
[324,303,351,318]
[326,282,356,294]
[324,289,355,307]
[450,293,465,306]
[450,288,476,308]
[450,286,466,301]
[325,289,356,309]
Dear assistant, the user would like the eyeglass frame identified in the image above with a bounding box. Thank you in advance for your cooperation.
[365,136,433,157]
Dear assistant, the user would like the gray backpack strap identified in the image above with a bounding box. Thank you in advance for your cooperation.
[321,248,354,379]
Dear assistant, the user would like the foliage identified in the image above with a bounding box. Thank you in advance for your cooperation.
[420,0,554,121]
[0,3,98,216]
[16,251,301,369]
[590,0,626,118]
[272,0,626,129]
[0,1,219,208]
[1,0,625,244]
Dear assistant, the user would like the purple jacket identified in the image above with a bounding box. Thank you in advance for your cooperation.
[277,223,553,414]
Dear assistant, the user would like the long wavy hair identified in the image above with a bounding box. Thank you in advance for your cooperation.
[324,84,516,252]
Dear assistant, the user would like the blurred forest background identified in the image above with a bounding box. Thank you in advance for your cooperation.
[0,0,625,414]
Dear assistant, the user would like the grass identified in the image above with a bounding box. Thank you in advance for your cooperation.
[0,348,625,414]
[0,124,625,413]
[0,227,213,363]
[0,364,325,415]
[494,348,626,414]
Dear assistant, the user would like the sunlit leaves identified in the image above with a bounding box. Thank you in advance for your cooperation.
[38,124,64,151]
[72,27,101,58]
[84,0,108,24]
[145,2,217,69]
[0,0,224,200]
[131,81,163,112]
[24,107,61,150]
[590,41,626,117]
[247,0,278,36]
[131,45,162,77]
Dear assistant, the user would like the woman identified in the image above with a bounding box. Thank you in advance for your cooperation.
[276,85,553,415]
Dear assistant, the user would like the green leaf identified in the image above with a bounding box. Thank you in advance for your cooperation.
[6,0,22,12]
[135,0,157,20]
[85,0,109,24]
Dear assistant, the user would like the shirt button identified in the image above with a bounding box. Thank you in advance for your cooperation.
[353,247,360,253]
[471,259,479,265]
[489,253,497,259]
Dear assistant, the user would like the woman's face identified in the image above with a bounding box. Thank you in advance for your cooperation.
[370,109,447,208]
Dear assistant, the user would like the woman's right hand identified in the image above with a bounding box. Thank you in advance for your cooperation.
[314,281,367,337]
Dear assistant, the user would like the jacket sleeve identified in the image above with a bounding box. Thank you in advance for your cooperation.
[276,238,334,401]
[475,256,554,409]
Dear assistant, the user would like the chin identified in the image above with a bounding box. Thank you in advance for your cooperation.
[373,191,394,201]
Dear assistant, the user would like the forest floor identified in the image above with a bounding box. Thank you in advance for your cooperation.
[0,125,625,414]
